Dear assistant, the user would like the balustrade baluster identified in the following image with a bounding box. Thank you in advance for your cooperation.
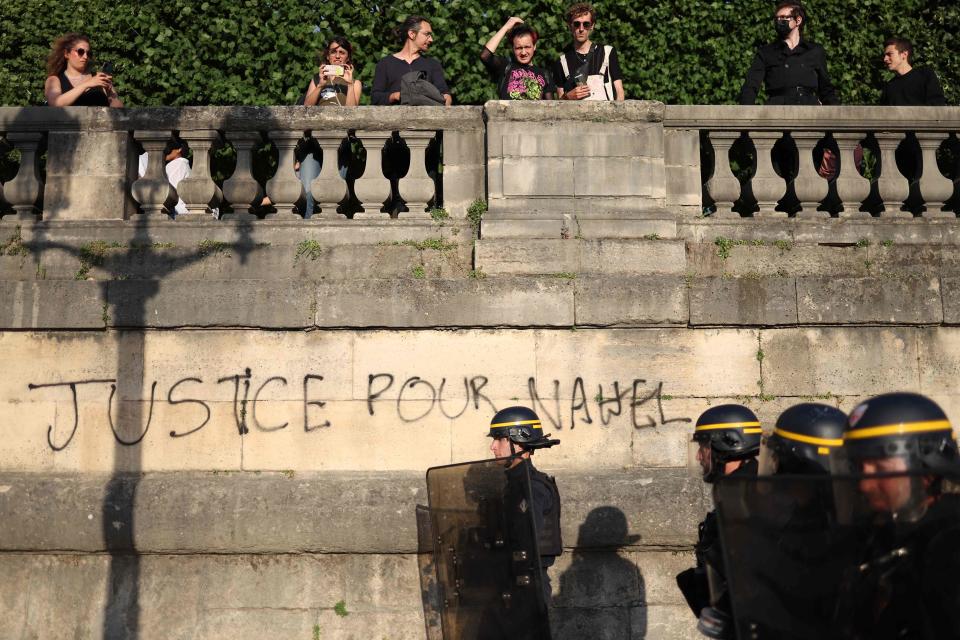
[397,130,436,218]
[177,130,222,219]
[793,132,829,217]
[131,131,173,217]
[916,132,954,218]
[265,131,303,219]
[704,131,742,217]
[874,132,911,218]
[833,133,871,217]
[221,131,262,221]
[750,131,787,217]
[352,131,392,219]
[310,131,349,219]
[3,132,44,220]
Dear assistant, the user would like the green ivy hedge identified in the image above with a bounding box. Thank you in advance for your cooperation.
[1,0,957,106]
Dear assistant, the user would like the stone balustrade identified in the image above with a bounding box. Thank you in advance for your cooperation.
[2,104,960,227]
[664,105,960,219]
[0,106,484,222]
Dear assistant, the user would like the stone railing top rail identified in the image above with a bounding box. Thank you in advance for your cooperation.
[0,105,485,132]
[664,104,960,132]
[483,99,665,123]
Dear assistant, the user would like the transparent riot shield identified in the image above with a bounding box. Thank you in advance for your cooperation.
[426,458,552,640]
[714,471,960,640]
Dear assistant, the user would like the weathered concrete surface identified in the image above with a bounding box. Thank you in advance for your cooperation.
[0,469,705,554]
[475,239,686,275]
[796,276,942,324]
[689,277,798,326]
[0,551,699,640]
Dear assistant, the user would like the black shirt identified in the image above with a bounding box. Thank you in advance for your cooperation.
[480,48,556,100]
[739,39,839,105]
[371,55,449,105]
[552,43,623,95]
[880,67,946,106]
[56,72,110,106]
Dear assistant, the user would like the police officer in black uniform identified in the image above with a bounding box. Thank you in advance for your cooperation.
[760,402,846,476]
[487,406,562,604]
[677,404,761,639]
[840,392,960,640]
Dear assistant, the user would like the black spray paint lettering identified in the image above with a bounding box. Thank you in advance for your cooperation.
[217,368,252,435]
[107,381,158,446]
[596,381,631,426]
[27,379,116,451]
[252,376,288,432]
[631,381,692,430]
[367,374,498,421]
[168,377,211,438]
[303,375,330,432]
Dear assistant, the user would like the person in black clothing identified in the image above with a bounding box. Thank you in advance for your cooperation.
[553,2,624,101]
[480,17,556,100]
[371,15,451,106]
[44,33,122,107]
[738,1,838,106]
[487,406,562,604]
[838,392,960,640]
[880,37,946,106]
[677,404,761,640]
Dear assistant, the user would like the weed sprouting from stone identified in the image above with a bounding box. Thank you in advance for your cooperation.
[468,268,487,279]
[467,198,486,229]
[880,239,894,248]
[855,238,870,248]
[313,624,321,640]
[551,272,577,279]
[333,600,349,617]
[197,239,230,257]
[412,265,426,279]
[642,233,662,240]
[75,240,122,279]
[0,225,28,257]
[295,240,323,263]
[429,207,450,223]
[773,239,793,252]
[714,236,734,259]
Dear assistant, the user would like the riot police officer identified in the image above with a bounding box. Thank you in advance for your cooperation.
[677,404,761,639]
[759,402,846,476]
[487,406,562,603]
[840,392,960,639]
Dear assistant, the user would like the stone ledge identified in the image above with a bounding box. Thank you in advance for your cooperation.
[0,280,106,329]
[796,276,942,324]
[0,469,706,553]
[575,277,689,326]
[485,100,665,123]
[690,277,797,326]
[475,239,686,276]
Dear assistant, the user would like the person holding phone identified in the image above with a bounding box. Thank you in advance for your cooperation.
[44,33,122,107]
[301,36,362,107]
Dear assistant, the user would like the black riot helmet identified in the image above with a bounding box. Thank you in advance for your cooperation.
[760,403,846,475]
[691,404,762,483]
[843,392,958,472]
[488,406,559,452]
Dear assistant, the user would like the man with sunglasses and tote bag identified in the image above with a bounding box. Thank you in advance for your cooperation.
[553,2,625,101]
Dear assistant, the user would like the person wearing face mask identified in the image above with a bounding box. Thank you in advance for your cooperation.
[738,1,838,106]
[480,17,556,100]
[553,2,625,101]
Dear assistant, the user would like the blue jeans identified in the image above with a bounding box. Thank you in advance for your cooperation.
[298,153,320,218]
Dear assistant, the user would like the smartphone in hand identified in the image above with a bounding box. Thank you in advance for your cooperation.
[100,61,114,75]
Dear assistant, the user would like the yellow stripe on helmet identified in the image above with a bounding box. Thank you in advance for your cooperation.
[773,427,844,448]
[490,419,543,429]
[843,419,953,441]
[695,421,761,432]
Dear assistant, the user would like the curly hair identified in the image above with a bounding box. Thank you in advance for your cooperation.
[46,33,91,77]
[318,35,354,66]
[565,2,596,24]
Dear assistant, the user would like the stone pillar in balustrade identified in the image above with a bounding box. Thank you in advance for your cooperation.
[177,130,221,220]
[705,131,742,218]
[44,127,134,220]
[750,131,787,217]
[874,132,911,218]
[3,132,44,220]
[833,133,871,217]
[131,131,173,217]
[265,131,303,219]
[916,132,954,218]
[397,130,436,218]
[792,132,829,218]
[352,131,392,219]
[221,131,262,222]
[310,131,348,219]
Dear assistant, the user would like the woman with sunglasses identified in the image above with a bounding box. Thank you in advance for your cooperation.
[44,33,122,107]
[296,36,361,216]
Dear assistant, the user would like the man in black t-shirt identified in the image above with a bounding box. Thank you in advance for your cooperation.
[552,2,624,101]
[480,17,556,100]
[880,37,946,106]
[371,15,451,106]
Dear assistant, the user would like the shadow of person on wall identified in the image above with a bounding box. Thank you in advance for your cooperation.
[551,506,646,640]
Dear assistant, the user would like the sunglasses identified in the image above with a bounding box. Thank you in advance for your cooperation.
[72,48,91,58]
[572,21,593,29]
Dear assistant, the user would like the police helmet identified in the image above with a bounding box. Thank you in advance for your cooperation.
[844,392,958,472]
[760,403,846,475]
[691,404,762,482]
[488,406,559,450]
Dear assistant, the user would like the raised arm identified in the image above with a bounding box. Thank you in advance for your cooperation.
[482,16,524,58]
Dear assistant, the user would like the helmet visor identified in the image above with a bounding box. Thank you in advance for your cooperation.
[689,440,714,481]
[757,435,779,476]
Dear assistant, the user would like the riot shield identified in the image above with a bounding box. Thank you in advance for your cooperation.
[426,458,552,640]
[714,471,960,640]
